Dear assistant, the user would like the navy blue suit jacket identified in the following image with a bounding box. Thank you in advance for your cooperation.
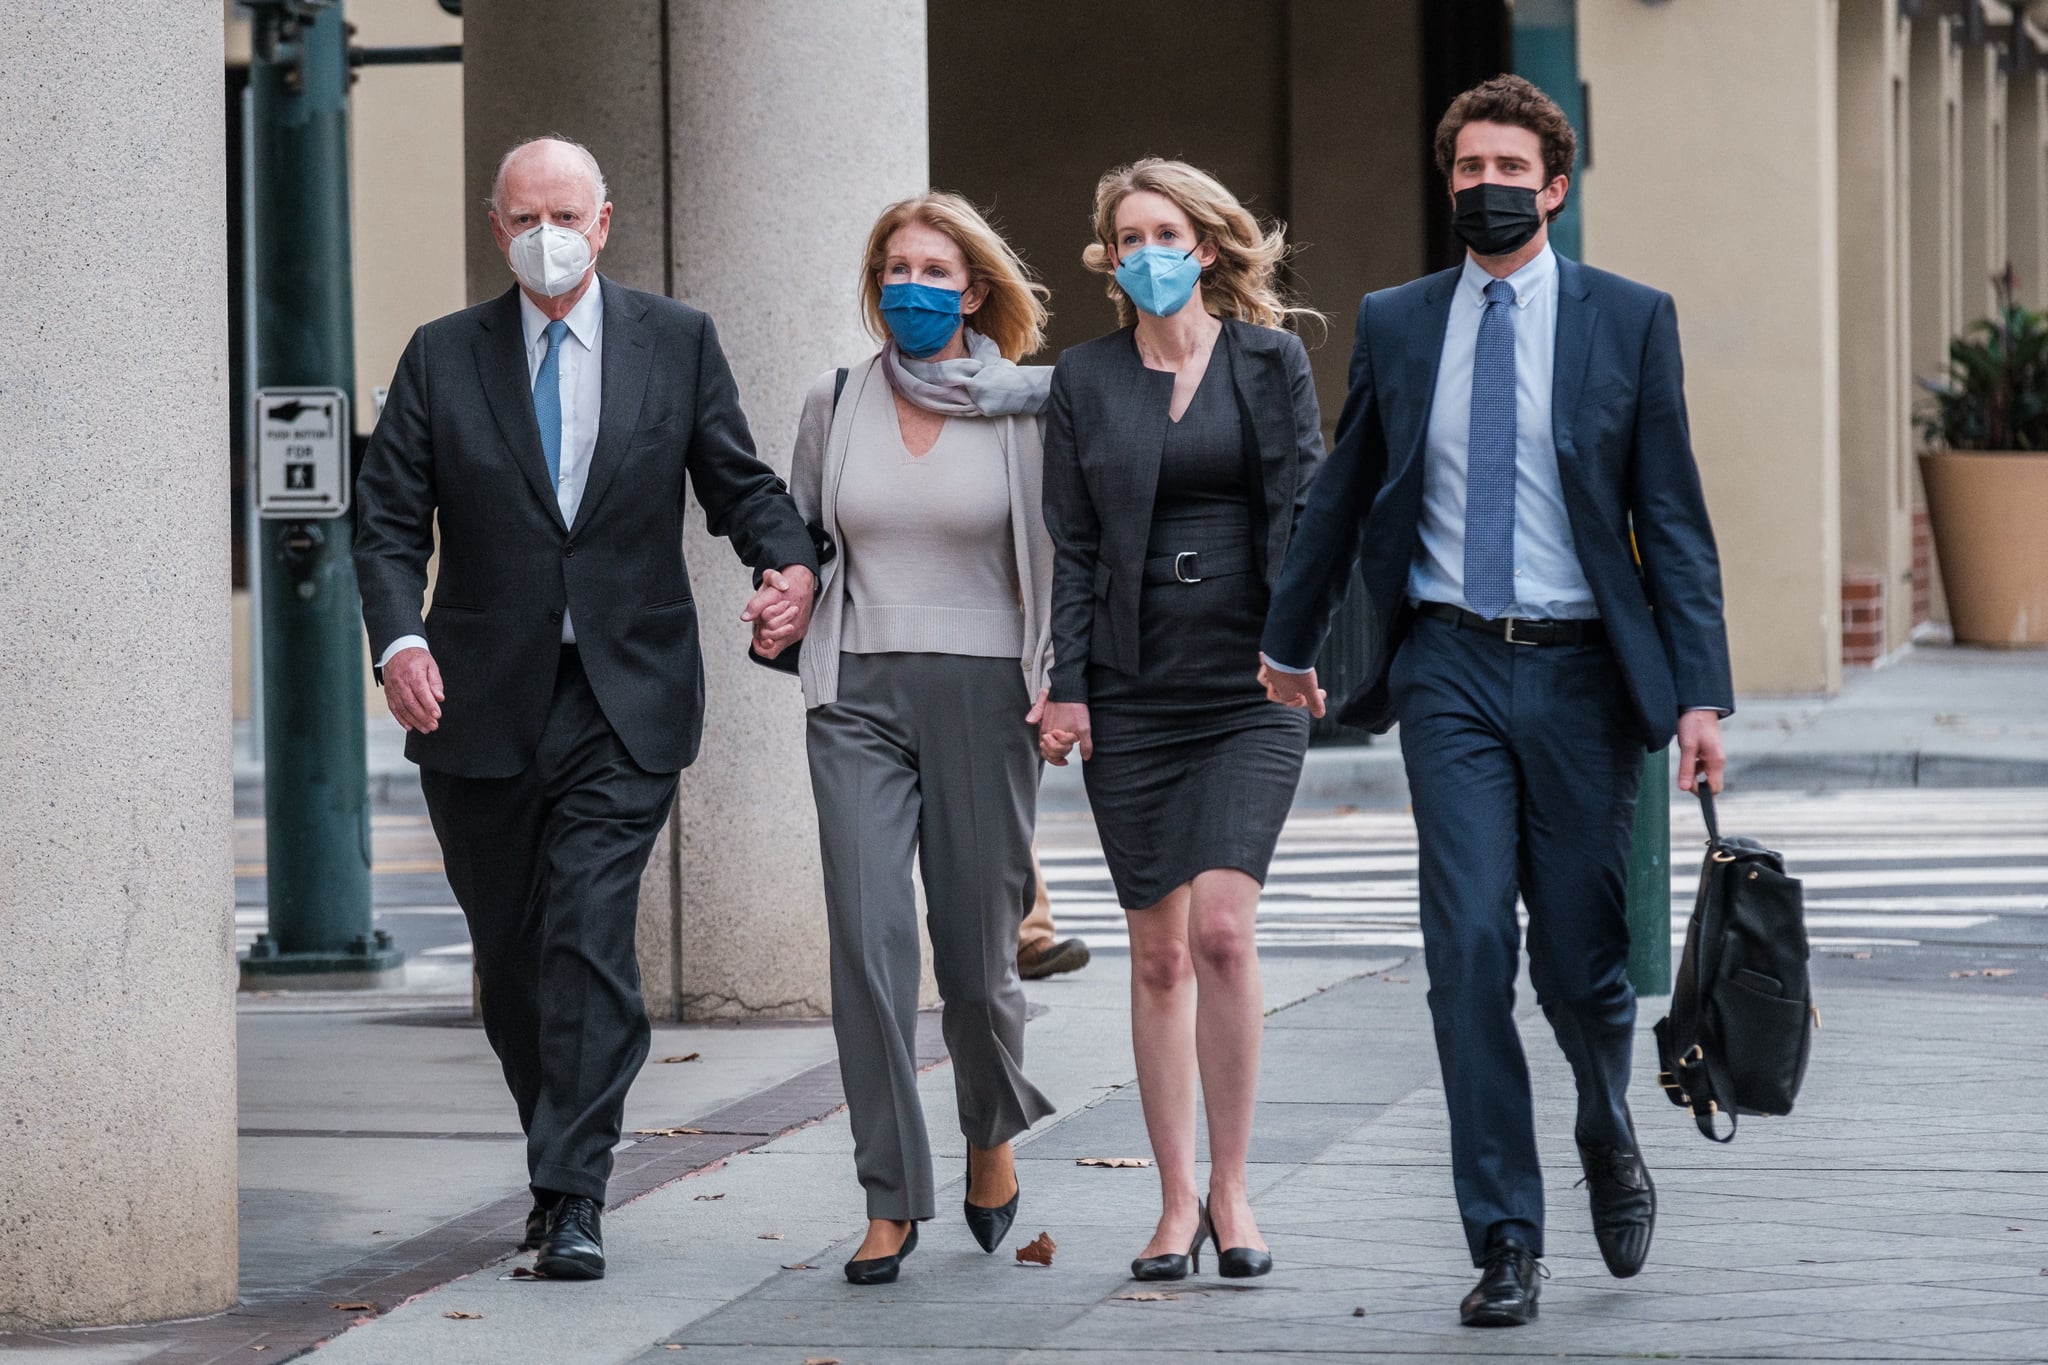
[1261,256,1733,750]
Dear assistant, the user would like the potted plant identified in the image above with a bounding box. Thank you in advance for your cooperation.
[1918,267,2048,646]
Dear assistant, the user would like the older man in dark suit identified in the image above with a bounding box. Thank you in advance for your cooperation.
[354,136,816,1280]
[1261,77,1732,1326]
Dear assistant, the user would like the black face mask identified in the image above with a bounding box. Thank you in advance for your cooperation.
[1451,182,1545,257]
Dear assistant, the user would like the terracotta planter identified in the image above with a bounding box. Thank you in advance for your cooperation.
[1918,450,2048,646]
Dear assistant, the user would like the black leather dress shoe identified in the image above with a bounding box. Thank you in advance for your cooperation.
[845,1221,918,1285]
[534,1195,605,1280]
[1460,1239,1540,1327]
[1577,1132,1656,1278]
[518,1197,552,1251]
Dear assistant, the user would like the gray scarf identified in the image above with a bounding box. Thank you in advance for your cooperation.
[884,329,1051,418]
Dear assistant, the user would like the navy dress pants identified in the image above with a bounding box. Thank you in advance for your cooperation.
[1391,614,1643,1263]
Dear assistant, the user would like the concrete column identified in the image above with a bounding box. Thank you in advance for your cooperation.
[461,1,926,1019]
[0,3,237,1330]
[1837,0,1916,655]
[2006,66,2048,307]
[1959,38,2008,322]
[1580,0,1842,695]
[664,0,928,1018]
[1907,17,1962,628]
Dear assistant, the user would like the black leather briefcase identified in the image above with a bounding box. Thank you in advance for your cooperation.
[1654,786,1816,1141]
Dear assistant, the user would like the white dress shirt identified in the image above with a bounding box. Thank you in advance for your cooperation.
[378,284,604,668]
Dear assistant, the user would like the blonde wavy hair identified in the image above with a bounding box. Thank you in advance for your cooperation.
[1081,158,1318,331]
[860,192,1050,360]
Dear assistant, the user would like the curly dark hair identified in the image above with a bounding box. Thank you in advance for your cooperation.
[1433,75,1579,222]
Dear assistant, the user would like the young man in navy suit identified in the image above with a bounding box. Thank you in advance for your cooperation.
[1260,76,1732,1326]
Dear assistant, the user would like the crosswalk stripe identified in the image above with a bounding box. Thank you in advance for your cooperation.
[1041,788,2048,952]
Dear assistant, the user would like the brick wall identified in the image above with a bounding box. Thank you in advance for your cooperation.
[1843,571,1886,667]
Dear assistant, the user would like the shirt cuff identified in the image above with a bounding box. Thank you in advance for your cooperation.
[377,635,429,670]
[1684,705,1729,717]
[1260,652,1313,675]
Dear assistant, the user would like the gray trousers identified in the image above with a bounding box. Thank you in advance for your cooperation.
[807,652,1056,1221]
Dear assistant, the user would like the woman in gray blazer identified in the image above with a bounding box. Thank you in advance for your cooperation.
[1039,160,1324,1282]
[769,193,1057,1286]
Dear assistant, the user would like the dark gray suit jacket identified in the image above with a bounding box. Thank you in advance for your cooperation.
[1042,319,1325,703]
[354,278,816,778]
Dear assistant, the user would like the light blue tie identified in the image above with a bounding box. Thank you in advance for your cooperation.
[1464,279,1518,619]
[533,318,570,488]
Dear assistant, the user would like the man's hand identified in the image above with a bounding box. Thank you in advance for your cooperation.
[1677,709,1727,794]
[384,646,445,733]
[1259,661,1327,719]
[1040,700,1092,767]
[743,564,817,660]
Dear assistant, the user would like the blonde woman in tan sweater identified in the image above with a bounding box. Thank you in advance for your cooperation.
[772,193,1056,1286]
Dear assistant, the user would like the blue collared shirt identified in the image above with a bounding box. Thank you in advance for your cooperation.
[1408,246,1595,620]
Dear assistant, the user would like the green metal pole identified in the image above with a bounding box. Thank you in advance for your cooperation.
[1625,746,1673,995]
[242,0,399,986]
[1510,0,1586,262]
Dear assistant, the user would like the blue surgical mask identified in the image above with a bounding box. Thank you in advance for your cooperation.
[878,281,964,358]
[1114,244,1202,318]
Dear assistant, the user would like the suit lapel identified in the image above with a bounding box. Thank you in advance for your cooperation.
[1393,270,1460,484]
[1551,256,1598,462]
[473,287,568,531]
[572,277,652,528]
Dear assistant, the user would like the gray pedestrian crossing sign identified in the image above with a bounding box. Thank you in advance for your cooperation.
[255,386,351,519]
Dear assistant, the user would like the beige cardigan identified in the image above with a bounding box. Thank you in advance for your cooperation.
[789,355,1055,709]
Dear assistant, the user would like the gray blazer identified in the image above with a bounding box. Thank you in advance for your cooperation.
[1042,319,1325,703]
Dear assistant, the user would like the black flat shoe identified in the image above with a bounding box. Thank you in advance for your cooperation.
[1460,1238,1539,1327]
[964,1173,1020,1253]
[517,1196,554,1251]
[534,1195,605,1280]
[844,1220,918,1286]
[1130,1201,1211,1281]
[1577,1130,1656,1278]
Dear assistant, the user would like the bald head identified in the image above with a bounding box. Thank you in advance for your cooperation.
[491,136,608,218]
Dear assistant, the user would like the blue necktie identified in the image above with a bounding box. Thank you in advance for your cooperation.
[533,319,570,488]
[1464,279,1518,619]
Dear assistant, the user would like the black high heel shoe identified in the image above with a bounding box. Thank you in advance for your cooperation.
[1130,1200,1212,1281]
[964,1163,1021,1253]
[844,1220,918,1286]
[1213,1199,1274,1279]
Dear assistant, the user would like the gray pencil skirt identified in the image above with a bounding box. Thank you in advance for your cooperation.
[806,651,1056,1221]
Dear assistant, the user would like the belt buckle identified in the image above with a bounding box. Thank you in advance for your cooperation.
[1174,551,1203,584]
[1502,616,1539,646]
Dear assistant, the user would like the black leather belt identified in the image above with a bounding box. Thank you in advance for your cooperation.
[1142,545,1255,585]
[1416,600,1605,646]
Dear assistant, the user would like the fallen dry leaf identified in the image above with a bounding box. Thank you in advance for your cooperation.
[662,1347,683,1352]
[330,1302,374,1312]
[803,1357,842,1365]
[758,1231,785,1240]
[1114,1290,1178,1301]
[1951,970,1980,979]
[633,1126,708,1136]
[659,1053,702,1063]
[781,1262,817,1270]
[1015,1231,1057,1266]
[1986,968,2017,978]
[443,1310,482,1320]
[693,1192,726,1201]
[1076,1157,1152,1169]
[507,1266,542,1280]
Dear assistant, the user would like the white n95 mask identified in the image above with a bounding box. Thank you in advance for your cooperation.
[507,221,596,297]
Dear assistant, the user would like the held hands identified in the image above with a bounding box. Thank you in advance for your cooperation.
[1677,709,1727,794]
[1259,660,1327,719]
[1039,699,1092,766]
[384,647,445,733]
[742,564,818,659]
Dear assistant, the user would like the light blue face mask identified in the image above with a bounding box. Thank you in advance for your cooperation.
[878,281,964,358]
[1114,244,1202,318]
